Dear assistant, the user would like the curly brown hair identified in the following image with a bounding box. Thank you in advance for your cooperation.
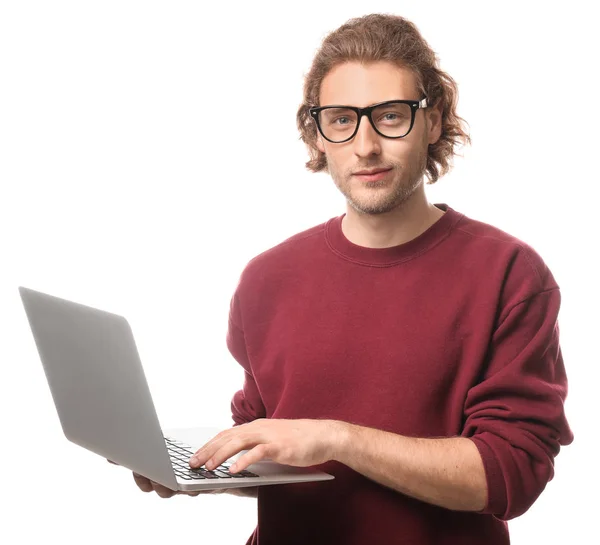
[296,13,471,184]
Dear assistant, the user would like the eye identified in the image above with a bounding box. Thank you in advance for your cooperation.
[321,108,357,128]
[333,116,352,125]
[378,112,408,123]
[373,103,411,125]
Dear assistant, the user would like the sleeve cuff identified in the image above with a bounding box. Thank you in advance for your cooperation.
[469,435,508,517]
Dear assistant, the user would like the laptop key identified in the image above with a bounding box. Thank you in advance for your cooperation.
[192,469,218,479]
[211,470,233,478]
[237,471,260,477]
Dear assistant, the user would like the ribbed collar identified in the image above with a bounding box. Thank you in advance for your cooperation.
[324,203,463,267]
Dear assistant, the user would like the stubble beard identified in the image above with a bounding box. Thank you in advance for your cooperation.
[330,145,428,216]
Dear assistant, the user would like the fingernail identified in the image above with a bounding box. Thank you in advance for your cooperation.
[190,457,199,466]
[230,463,238,472]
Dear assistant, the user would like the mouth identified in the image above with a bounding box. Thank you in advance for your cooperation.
[353,168,393,182]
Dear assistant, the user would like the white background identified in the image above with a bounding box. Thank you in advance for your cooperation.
[1,1,597,543]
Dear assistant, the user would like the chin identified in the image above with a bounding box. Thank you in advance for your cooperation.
[347,197,399,215]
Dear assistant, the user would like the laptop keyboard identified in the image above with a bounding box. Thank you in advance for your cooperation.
[164,437,260,481]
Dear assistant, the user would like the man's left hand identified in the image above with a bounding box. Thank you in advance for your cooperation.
[189,418,344,473]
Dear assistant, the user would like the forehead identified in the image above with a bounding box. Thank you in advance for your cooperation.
[319,61,419,107]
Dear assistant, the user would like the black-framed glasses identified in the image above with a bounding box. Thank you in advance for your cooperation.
[309,98,428,143]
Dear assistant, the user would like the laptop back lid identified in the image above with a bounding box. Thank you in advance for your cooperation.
[19,286,177,490]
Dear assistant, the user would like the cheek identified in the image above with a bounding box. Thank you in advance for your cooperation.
[386,141,422,165]
[320,147,339,168]
[328,153,349,175]
[386,141,410,157]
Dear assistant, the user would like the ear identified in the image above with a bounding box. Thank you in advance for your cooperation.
[315,133,326,154]
[426,99,443,146]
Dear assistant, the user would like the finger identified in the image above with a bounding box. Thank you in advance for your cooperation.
[229,443,271,474]
[178,490,211,496]
[152,482,176,498]
[204,436,257,470]
[133,472,154,493]
[190,433,230,467]
[177,489,222,496]
[191,423,252,466]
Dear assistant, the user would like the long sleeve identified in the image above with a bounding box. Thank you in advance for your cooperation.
[462,285,574,520]
[227,290,266,427]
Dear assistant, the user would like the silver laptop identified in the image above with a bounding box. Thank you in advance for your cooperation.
[18,286,334,492]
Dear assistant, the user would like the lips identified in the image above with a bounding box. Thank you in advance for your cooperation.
[353,168,392,183]
[354,168,392,175]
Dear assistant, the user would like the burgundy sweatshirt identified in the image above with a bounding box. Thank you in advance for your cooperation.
[226,203,573,545]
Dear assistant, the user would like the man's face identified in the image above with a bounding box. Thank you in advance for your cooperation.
[316,61,440,215]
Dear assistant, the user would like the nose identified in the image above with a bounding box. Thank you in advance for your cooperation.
[353,113,381,157]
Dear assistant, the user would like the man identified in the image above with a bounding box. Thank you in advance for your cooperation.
[132,13,573,545]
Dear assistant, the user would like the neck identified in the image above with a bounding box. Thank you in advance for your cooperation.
[341,187,445,249]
